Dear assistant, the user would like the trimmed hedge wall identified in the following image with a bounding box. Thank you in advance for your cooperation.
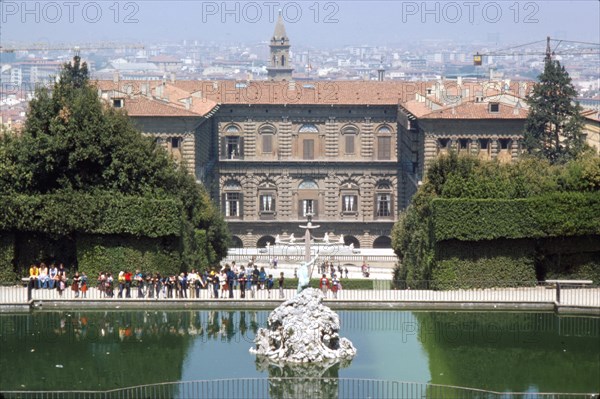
[432,192,600,242]
[76,234,181,284]
[0,193,182,237]
[0,233,17,283]
[432,239,537,289]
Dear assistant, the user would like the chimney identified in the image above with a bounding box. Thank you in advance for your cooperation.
[170,72,176,83]
[185,97,192,110]
[141,82,150,97]
[156,84,163,99]
[112,71,119,84]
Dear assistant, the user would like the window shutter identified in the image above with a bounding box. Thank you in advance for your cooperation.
[239,137,244,157]
[298,200,303,218]
[239,195,243,217]
[220,137,226,158]
[313,200,318,217]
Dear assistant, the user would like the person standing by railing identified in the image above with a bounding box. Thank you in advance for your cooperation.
[124,271,132,298]
[278,272,285,299]
[238,267,247,299]
[319,274,329,297]
[117,271,125,298]
[71,272,81,298]
[80,272,88,298]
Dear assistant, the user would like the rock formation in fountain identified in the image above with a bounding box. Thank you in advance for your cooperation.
[250,288,357,363]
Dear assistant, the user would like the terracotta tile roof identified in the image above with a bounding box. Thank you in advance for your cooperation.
[582,108,600,123]
[170,80,428,105]
[120,96,202,117]
[94,79,532,118]
[420,101,527,119]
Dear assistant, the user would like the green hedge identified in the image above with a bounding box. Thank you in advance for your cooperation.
[0,233,17,283]
[0,193,182,238]
[76,234,181,284]
[432,239,537,289]
[432,192,600,242]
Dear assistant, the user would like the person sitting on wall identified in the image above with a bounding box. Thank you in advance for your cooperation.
[48,263,58,289]
[29,263,39,289]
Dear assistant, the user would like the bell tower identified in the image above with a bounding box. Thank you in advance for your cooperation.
[267,11,293,81]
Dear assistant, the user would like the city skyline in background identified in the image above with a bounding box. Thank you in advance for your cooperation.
[1,1,599,48]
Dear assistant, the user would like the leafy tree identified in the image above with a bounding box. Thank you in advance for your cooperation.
[0,56,229,268]
[524,59,586,164]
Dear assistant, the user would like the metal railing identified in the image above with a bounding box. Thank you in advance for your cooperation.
[1,281,598,309]
[1,378,597,399]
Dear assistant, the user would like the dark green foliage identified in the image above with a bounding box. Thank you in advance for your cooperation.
[0,193,182,237]
[524,59,586,164]
[432,240,537,289]
[13,232,77,276]
[432,192,600,242]
[0,234,17,283]
[76,234,181,284]
[392,153,600,289]
[0,57,229,274]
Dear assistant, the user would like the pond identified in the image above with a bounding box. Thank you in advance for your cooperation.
[0,310,598,396]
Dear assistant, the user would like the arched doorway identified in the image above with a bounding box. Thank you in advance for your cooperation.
[257,235,275,248]
[373,236,392,248]
[344,235,360,248]
[229,236,243,248]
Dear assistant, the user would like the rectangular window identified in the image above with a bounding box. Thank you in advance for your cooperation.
[113,99,123,108]
[459,139,469,151]
[171,137,180,149]
[259,194,275,212]
[227,137,239,159]
[225,193,240,217]
[303,139,314,160]
[479,138,489,150]
[376,194,391,217]
[300,199,317,217]
[377,137,391,160]
[499,138,511,150]
[489,103,500,113]
[342,195,358,212]
[262,135,272,153]
[345,135,355,154]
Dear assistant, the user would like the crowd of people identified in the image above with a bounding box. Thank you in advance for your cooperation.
[93,262,286,300]
[27,258,353,299]
[27,262,88,297]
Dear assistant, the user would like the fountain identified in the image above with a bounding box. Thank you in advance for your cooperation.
[250,214,357,366]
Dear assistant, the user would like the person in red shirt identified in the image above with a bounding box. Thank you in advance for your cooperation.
[124,271,133,298]
[319,274,329,297]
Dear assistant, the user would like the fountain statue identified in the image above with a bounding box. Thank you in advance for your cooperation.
[250,214,357,368]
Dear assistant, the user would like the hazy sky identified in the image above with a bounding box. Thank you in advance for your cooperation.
[1,1,599,48]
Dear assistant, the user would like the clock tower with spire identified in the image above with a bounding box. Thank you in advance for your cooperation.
[267,11,293,81]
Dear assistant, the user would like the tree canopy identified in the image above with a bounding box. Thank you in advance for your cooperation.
[0,56,229,269]
[523,59,586,164]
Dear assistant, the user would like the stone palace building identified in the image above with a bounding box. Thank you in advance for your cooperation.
[97,15,531,249]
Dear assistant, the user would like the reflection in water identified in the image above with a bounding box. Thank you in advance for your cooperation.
[0,310,598,395]
[255,354,351,399]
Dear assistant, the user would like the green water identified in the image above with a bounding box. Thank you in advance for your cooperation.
[0,310,598,394]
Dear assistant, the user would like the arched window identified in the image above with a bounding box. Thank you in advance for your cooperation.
[259,124,276,154]
[341,125,359,155]
[299,180,319,189]
[299,124,319,133]
[376,125,392,160]
[298,180,318,218]
[222,125,243,159]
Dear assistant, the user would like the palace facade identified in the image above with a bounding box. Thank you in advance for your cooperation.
[96,18,531,249]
